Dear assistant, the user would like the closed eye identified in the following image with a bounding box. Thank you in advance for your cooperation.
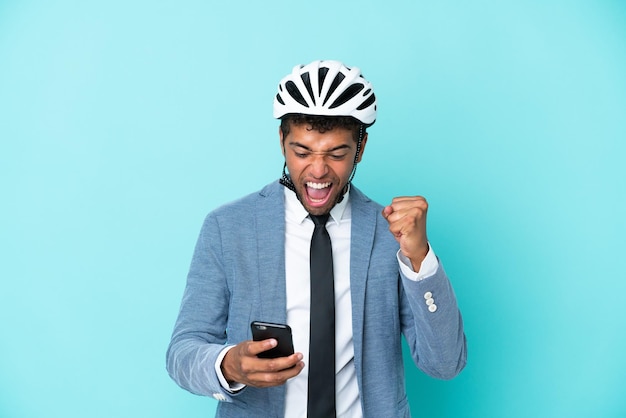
[288,142,351,160]
[328,153,348,160]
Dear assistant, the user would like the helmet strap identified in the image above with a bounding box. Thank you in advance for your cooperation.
[279,162,297,193]
[346,124,364,186]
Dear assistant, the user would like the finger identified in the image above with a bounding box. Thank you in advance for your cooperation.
[245,338,278,356]
[386,205,426,225]
[266,358,305,378]
[387,213,416,237]
[255,352,304,372]
[385,198,427,221]
[389,196,428,212]
[381,205,393,220]
[249,360,305,388]
[390,195,427,204]
[241,343,302,372]
[243,355,305,387]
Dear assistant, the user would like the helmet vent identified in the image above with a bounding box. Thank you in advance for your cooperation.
[323,72,345,106]
[300,72,316,105]
[318,67,329,95]
[330,83,364,109]
[276,93,285,105]
[286,80,309,107]
[356,93,376,111]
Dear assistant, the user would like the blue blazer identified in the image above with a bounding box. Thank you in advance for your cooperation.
[167,181,466,417]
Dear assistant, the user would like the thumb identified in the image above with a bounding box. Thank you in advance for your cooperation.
[382,205,393,220]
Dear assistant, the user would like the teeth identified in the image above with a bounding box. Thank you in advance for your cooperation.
[307,182,331,189]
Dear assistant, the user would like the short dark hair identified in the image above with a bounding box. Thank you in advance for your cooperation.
[280,114,364,143]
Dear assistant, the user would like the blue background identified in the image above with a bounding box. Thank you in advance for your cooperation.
[1,1,625,417]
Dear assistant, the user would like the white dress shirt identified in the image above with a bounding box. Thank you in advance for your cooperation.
[215,186,439,417]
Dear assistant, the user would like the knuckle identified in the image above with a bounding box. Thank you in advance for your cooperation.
[240,360,254,374]
[259,372,279,385]
[413,204,427,215]
[241,341,253,355]
[265,359,278,371]
[268,372,286,384]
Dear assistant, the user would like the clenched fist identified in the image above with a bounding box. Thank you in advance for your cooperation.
[382,196,430,271]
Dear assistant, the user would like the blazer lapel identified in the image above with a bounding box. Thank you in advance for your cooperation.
[348,186,377,368]
[255,182,288,323]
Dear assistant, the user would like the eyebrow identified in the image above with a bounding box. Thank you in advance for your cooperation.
[288,141,352,153]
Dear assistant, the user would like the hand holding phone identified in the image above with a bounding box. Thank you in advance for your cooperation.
[250,321,295,359]
[220,322,302,387]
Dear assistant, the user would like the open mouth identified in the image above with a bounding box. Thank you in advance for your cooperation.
[305,181,333,207]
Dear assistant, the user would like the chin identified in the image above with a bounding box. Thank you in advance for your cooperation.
[305,206,331,216]
[304,195,340,216]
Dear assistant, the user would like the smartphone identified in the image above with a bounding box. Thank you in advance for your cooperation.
[250,321,295,359]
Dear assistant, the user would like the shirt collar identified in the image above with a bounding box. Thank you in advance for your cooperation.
[284,185,351,226]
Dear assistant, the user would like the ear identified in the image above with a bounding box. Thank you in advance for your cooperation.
[355,133,368,163]
[279,126,285,156]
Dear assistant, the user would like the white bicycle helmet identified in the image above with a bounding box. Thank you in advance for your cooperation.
[273,60,377,126]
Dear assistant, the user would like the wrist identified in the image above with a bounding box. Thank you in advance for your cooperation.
[216,345,238,386]
[406,244,429,271]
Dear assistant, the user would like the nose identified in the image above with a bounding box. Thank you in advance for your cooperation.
[309,154,328,178]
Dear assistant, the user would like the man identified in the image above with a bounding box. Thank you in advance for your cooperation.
[167,60,467,417]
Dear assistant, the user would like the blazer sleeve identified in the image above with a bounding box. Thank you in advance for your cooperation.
[165,213,241,401]
[399,262,467,380]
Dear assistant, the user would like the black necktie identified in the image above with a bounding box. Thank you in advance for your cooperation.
[307,214,336,418]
